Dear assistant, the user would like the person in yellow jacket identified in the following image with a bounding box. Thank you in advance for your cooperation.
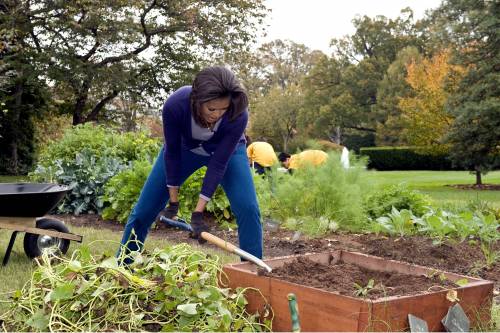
[278,150,328,171]
[246,141,278,174]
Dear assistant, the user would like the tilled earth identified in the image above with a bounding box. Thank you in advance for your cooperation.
[58,214,500,293]
[261,256,458,299]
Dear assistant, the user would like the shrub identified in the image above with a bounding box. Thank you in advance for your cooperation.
[360,146,455,170]
[101,165,233,225]
[33,113,72,153]
[270,152,368,234]
[32,149,126,214]
[343,132,376,153]
[30,124,161,215]
[101,159,153,223]
[305,139,343,152]
[363,183,431,219]
[36,123,160,168]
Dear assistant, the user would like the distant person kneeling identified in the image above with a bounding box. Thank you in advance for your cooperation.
[247,141,278,175]
[278,150,328,172]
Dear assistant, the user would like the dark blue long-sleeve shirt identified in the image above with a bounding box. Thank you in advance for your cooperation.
[162,86,247,200]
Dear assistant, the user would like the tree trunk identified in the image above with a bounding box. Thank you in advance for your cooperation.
[10,80,23,174]
[85,90,119,122]
[335,126,342,145]
[73,92,88,125]
[72,78,93,125]
[475,168,482,186]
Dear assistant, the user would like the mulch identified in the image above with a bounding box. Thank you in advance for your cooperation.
[446,184,500,191]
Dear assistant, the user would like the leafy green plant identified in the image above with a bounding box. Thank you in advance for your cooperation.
[414,207,499,245]
[30,124,161,215]
[363,183,431,219]
[466,198,500,220]
[35,123,160,168]
[480,243,500,269]
[101,159,153,223]
[414,209,457,245]
[283,216,338,237]
[353,279,375,297]
[370,207,417,237]
[178,168,233,224]
[0,243,270,332]
[476,212,500,268]
[32,149,126,215]
[101,165,234,225]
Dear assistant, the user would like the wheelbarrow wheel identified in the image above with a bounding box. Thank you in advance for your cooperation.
[23,218,71,258]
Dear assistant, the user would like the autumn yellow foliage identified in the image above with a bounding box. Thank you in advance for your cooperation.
[399,50,466,153]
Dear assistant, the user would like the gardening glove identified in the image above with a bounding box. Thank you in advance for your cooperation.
[155,201,179,225]
[190,211,209,244]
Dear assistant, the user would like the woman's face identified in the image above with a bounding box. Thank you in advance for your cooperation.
[200,96,231,124]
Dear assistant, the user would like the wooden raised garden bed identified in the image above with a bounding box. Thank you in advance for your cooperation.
[222,250,494,332]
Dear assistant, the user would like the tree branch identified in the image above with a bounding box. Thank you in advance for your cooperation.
[77,27,99,61]
[345,125,376,132]
[84,90,119,122]
[96,1,188,68]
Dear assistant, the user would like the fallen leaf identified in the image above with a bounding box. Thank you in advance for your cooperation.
[446,290,460,303]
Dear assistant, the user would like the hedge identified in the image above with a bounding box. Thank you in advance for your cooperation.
[359,147,456,171]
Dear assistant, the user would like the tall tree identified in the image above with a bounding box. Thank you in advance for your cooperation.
[250,84,303,152]
[5,0,267,124]
[300,55,352,143]
[398,50,465,152]
[302,9,427,145]
[243,40,322,150]
[224,39,323,100]
[257,39,323,90]
[0,1,48,174]
[374,46,422,145]
[441,0,500,185]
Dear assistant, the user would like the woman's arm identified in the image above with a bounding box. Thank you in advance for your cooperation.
[162,101,183,189]
[199,111,249,201]
[194,197,208,212]
[169,187,179,203]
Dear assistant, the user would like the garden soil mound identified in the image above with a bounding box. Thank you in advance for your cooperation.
[261,256,457,299]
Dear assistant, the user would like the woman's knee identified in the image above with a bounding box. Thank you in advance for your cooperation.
[233,201,260,221]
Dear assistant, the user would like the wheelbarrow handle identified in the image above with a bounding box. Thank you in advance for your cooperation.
[159,216,272,272]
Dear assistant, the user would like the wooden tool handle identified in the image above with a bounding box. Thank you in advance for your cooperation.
[200,232,237,253]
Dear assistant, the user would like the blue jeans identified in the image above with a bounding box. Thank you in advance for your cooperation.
[119,143,263,259]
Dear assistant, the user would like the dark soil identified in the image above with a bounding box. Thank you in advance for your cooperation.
[447,184,500,191]
[55,214,500,292]
[262,256,458,299]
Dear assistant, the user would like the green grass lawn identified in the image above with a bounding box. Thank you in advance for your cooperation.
[0,175,27,183]
[362,170,500,207]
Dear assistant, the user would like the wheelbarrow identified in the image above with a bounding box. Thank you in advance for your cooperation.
[0,183,83,265]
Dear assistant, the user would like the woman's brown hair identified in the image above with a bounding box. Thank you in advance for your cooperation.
[191,66,248,125]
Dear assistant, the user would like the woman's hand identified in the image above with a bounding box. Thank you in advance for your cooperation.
[190,212,209,243]
[155,201,179,224]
